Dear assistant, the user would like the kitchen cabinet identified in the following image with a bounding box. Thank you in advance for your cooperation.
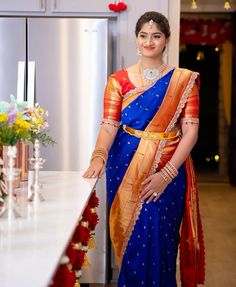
[0,0,45,12]
[0,0,112,13]
[51,0,111,13]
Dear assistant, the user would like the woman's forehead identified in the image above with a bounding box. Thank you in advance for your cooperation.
[139,22,162,34]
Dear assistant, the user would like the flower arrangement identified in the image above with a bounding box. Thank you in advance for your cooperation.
[0,95,30,146]
[0,95,55,147]
[26,103,56,146]
[0,95,55,205]
[50,192,99,287]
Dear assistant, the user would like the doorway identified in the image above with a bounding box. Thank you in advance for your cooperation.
[179,14,233,181]
[180,44,220,175]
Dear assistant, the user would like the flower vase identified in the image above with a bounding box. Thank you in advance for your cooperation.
[28,139,45,202]
[18,141,29,181]
[1,145,21,219]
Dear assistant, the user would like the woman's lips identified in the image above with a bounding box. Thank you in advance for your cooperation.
[143,46,155,50]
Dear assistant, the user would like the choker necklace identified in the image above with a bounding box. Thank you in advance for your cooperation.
[140,63,166,84]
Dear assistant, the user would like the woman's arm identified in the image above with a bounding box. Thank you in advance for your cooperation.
[83,74,123,178]
[140,124,198,203]
[169,123,198,169]
[83,124,119,178]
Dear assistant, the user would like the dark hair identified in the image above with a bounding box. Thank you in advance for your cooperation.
[135,11,171,38]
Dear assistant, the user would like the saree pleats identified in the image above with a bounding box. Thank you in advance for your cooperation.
[118,165,186,287]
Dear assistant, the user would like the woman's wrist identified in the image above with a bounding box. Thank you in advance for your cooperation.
[159,161,178,184]
[90,146,108,165]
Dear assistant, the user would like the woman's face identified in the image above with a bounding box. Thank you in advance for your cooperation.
[136,22,168,59]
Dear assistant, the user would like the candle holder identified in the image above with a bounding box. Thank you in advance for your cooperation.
[1,145,21,219]
[28,139,46,202]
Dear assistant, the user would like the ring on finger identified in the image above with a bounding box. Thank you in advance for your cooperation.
[153,192,158,197]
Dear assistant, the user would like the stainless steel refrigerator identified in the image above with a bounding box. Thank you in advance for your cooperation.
[0,17,110,284]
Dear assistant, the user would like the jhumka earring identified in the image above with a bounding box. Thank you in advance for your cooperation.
[136,47,142,56]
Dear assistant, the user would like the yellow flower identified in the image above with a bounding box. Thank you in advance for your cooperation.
[39,107,45,114]
[0,113,8,123]
[37,118,43,125]
[14,119,30,134]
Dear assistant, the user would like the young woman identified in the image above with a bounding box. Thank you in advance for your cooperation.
[83,11,205,287]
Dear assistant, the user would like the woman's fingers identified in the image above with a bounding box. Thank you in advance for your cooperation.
[141,175,152,186]
[83,163,104,178]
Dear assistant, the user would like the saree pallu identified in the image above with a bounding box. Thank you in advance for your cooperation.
[105,68,205,287]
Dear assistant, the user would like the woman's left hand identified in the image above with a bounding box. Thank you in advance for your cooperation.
[140,172,168,203]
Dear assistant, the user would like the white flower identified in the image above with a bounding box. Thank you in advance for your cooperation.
[60,255,69,264]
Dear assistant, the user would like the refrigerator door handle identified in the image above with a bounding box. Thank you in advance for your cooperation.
[17,61,26,102]
[53,0,58,10]
[39,0,45,10]
[27,61,36,107]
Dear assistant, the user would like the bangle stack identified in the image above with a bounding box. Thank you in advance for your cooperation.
[90,146,108,164]
[160,161,178,184]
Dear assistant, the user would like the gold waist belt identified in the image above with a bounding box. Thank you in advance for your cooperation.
[122,125,180,141]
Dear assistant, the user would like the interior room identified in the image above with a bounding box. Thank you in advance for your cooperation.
[0,1,236,287]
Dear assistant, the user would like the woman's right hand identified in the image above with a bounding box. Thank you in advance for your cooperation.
[82,157,105,178]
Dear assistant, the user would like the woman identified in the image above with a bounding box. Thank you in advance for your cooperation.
[83,11,205,287]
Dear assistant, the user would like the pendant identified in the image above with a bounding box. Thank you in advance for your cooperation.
[143,68,160,82]
[141,63,166,84]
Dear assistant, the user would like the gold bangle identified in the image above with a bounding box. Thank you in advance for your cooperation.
[90,146,108,164]
[90,155,106,164]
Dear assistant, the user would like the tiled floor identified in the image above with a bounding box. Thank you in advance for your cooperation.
[86,181,236,287]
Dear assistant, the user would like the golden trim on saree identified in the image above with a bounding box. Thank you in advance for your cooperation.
[122,125,180,141]
[151,71,199,173]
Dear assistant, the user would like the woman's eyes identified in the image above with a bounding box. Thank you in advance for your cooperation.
[139,34,161,39]
[153,35,161,39]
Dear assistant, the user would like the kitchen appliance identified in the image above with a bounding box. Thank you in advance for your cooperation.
[0,17,112,284]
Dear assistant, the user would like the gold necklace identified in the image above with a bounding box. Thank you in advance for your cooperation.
[139,63,166,85]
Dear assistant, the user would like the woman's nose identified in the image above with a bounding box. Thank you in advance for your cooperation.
[145,36,153,45]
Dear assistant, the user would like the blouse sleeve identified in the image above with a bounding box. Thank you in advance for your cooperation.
[103,75,123,125]
[180,82,200,125]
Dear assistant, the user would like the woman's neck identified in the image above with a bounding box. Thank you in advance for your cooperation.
[139,57,164,69]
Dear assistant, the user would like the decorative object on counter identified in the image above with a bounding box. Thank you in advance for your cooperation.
[1,146,21,219]
[0,95,30,219]
[17,141,29,181]
[108,0,127,12]
[0,95,30,146]
[26,103,55,147]
[0,156,7,216]
[28,139,46,202]
[50,191,99,287]
[26,103,55,202]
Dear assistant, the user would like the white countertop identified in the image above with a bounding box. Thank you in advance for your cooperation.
[0,171,97,287]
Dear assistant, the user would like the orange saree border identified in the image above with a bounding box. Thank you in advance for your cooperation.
[109,68,204,287]
[180,157,205,287]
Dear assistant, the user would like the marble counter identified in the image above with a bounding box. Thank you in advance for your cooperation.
[0,171,97,287]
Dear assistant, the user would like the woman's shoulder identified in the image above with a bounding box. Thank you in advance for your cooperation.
[109,64,138,79]
[175,67,199,75]
[109,68,127,80]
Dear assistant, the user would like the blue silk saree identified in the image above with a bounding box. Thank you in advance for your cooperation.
[103,68,205,287]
